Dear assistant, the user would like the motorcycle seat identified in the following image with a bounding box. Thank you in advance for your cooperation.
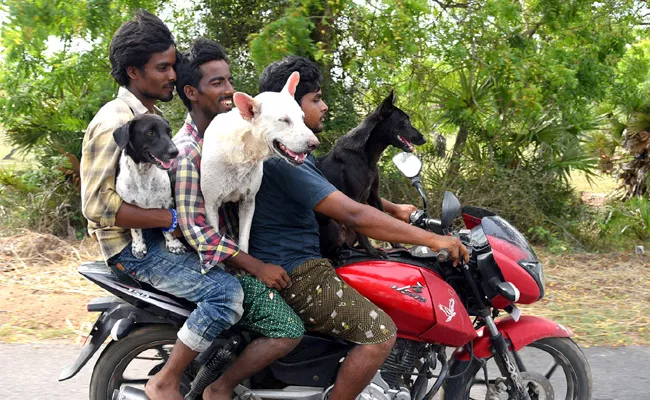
[80,261,196,312]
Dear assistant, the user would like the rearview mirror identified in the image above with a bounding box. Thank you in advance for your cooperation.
[392,152,422,179]
[441,191,461,228]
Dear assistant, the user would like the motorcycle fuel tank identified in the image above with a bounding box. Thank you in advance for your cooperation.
[337,261,476,346]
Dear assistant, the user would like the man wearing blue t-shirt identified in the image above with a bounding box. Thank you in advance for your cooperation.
[249,56,468,400]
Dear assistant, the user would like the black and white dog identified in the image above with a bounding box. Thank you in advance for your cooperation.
[113,114,186,258]
[317,91,426,259]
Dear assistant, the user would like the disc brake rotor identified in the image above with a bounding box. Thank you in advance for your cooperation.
[520,371,555,400]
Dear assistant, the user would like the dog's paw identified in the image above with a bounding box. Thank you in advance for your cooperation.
[166,238,186,255]
[132,243,148,259]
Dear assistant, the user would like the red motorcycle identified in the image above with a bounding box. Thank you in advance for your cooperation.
[60,152,592,400]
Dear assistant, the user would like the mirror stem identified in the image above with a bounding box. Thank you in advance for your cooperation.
[411,178,428,215]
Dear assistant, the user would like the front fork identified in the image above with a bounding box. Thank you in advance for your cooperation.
[462,264,531,400]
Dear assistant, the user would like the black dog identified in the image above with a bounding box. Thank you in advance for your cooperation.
[113,114,185,258]
[317,91,426,259]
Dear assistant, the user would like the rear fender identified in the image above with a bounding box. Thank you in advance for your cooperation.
[58,297,168,381]
[452,315,572,360]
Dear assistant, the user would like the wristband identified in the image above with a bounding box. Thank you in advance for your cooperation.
[163,209,178,233]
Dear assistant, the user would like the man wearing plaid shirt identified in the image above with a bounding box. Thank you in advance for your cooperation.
[80,12,246,400]
[171,38,304,400]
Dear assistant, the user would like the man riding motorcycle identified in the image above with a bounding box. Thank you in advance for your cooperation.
[249,56,468,400]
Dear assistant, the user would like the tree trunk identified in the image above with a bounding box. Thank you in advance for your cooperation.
[446,122,470,182]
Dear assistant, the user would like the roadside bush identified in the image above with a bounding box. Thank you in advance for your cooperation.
[380,153,602,251]
[599,197,650,245]
[0,155,83,238]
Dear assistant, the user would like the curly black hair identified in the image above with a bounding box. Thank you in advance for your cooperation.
[175,38,229,111]
[109,9,175,87]
[259,56,322,105]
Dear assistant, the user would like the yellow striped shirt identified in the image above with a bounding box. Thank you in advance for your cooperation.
[80,87,161,261]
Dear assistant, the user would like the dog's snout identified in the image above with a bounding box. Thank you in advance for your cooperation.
[307,138,320,151]
[169,147,179,159]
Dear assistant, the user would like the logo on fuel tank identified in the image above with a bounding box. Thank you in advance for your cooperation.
[390,282,427,303]
[438,298,456,322]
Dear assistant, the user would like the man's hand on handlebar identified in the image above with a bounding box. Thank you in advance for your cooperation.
[390,203,418,223]
[428,235,469,267]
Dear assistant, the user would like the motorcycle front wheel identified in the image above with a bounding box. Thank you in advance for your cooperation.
[443,337,592,400]
[89,324,194,400]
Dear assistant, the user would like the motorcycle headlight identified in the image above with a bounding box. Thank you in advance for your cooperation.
[518,260,545,300]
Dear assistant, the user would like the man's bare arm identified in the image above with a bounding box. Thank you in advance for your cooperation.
[381,198,417,223]
[315,191,468,264]
[115,202,175,229]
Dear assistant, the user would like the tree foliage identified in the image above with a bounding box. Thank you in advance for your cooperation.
[0,0,161,161]
[1,0,649,242]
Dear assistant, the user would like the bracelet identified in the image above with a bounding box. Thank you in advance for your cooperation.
[163,209,178,233]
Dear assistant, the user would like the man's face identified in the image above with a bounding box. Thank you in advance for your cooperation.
[133,45,177,102]
[300,90,328,134]
[195,60,234,120]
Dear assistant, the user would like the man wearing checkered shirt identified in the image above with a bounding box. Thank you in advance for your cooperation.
[80,11,246,400]
[171,38,304,400]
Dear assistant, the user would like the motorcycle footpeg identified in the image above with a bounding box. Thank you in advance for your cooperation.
[113,386,149,400]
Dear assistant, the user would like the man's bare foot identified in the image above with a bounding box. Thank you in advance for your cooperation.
[203,383,233,400]
[145,373,183,400]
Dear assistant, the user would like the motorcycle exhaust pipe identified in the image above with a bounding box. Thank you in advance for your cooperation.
[112,386,149,400]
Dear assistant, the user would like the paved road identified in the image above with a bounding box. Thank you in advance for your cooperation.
[0,343,647,399]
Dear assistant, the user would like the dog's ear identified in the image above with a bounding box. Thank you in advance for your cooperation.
[234,92,258,121]
[113,120,134,150]
[281,71,301,98]
[379,90,396,116]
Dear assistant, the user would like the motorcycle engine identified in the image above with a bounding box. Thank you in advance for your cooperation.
[323,372,410,400]
[381,339,427,388]
[322,339,427,400]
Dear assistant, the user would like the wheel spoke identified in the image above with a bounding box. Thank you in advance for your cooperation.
[119,378,150,385]
[472,379,499,385]
[156,345,170,362]
[134,355,164,361]
[544,360,560,379]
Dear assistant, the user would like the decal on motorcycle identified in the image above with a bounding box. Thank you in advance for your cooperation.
[390,282,426,302]
[438,298,456,322]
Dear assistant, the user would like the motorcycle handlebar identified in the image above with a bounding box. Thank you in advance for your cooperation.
[409,210,442,230]
[409,210,458,264]
[436,248,451,263]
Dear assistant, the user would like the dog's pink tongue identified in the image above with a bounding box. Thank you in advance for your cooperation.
[398,135,414,151]
[160,160,174,169]
[153,155,174,169]
[284,147,307,163]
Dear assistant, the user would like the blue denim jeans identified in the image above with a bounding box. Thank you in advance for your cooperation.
[110,229,244,352]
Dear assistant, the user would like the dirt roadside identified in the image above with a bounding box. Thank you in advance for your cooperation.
[0,232,103,343]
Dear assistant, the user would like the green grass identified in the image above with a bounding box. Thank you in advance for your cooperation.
[569,171,618,194]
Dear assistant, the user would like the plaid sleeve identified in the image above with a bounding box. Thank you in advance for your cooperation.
[174,155,240,270]
[80,119,124,227]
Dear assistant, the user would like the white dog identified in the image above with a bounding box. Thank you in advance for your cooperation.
[201,72,319,252]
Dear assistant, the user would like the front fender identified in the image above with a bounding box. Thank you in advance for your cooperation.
[452,315,572,360]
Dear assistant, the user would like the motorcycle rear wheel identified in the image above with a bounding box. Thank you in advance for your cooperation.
[89,324,193,400]
[443,337,592,400]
